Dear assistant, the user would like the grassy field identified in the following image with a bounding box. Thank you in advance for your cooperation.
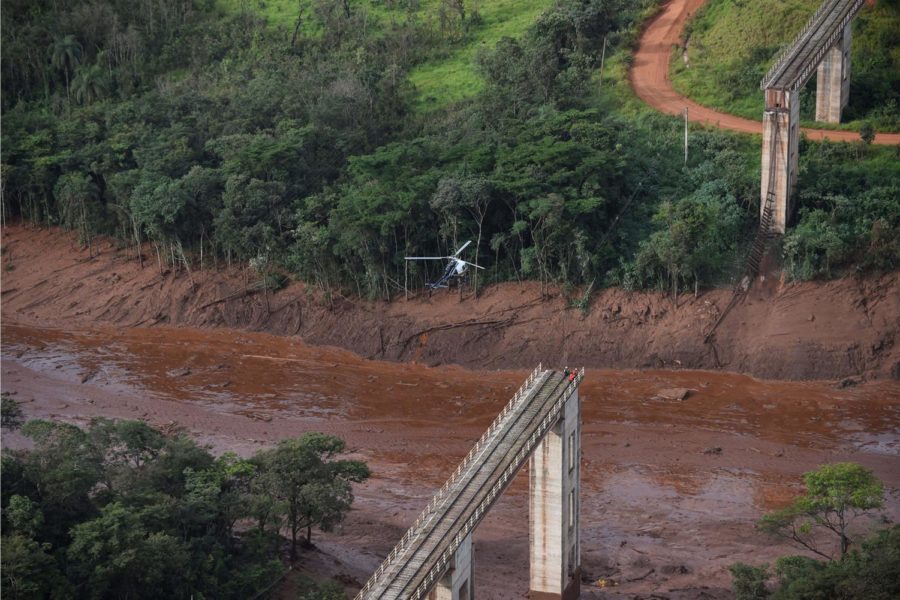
[408,0,549,109]
[670,0,900,130]
[217,0,550,110]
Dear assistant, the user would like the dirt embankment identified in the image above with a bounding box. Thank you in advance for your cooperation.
[2,225,898,381]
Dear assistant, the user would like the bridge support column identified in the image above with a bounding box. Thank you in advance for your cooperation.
[529,387,580,600]
[429,533,474,600]
[760,89,800,234]
[815,23,851,123]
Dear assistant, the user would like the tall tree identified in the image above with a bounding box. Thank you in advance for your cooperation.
[72,63,109,104]
[758,463,885,559]
[255,433,369,560]
[48,35,82,103]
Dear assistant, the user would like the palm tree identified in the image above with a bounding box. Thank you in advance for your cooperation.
[49,35,83,103]
[72,64,109,104]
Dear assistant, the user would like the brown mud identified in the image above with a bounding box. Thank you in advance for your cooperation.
[2,225,899,381]
[2,323,899,599]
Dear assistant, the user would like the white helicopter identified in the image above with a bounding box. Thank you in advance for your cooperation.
[405,240,484,289]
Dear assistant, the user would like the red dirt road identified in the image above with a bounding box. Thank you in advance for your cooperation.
[630,0,900,144]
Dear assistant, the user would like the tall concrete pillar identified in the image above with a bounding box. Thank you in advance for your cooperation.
[528,388,580,600]
[815,23,852,123]
[760,88,800,234]
[429,533,474,600]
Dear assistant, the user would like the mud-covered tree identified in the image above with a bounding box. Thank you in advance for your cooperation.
[758,462,884,560]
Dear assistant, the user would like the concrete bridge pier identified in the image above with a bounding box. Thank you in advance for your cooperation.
[429,533,474,600]
[529,387,581,600]
[815,23,852,123]
[760,88,800,233]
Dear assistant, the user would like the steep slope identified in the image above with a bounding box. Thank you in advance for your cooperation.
[3,225,897,381]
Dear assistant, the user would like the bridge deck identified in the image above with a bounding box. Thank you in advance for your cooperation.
[761,0,865,91]
[356,367,582,600]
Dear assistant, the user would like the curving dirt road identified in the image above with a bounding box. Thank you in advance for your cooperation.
[630,0,900,144]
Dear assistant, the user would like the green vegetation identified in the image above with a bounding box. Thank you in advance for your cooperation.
[409,0,550,109]
[758,462,885,560]
[731,526,900,599]
[1,394,25,429]
[1,419,368,599]
[1,0,896,301]
[730,463,897,599]
[297,576,348,600]
[671,0,900,130]
[785,141,899,280]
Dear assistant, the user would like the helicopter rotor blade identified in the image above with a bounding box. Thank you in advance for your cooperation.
[404,257,446,260]
[452,240,472,256]
[459,260,485,269]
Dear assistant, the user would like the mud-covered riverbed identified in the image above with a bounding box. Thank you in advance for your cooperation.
[2,322,899,599]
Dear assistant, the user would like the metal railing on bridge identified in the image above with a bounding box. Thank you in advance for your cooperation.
[355,366,584,600]
[761,0,865,91]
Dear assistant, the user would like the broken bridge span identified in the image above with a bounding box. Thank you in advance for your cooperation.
[356,366,584,600]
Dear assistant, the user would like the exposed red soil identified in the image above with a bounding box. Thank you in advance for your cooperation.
[2,225,898,381]
[2,323,898,599]
[630,0,900,145]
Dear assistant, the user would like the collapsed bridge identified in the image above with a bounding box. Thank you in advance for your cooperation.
[356,366,584,600]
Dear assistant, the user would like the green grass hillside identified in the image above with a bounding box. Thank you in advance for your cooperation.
[408,0,549,109]
[218,0,550,109]
[670,0,900,129]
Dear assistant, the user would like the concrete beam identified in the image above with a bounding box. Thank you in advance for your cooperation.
[529,388,580,600]
[429,533,474,600]
[761,90,800,234]
[815,23,851,123]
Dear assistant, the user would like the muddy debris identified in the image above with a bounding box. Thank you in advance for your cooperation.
[838,376,862,388]
[654,388,694,401]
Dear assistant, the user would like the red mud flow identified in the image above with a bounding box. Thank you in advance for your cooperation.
[3,323,899,599]
[2,225,899,381]
[630,0,900,144]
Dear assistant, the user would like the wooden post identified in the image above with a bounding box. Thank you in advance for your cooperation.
[683,107,689,165]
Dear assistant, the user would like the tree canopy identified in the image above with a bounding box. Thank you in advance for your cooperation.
[1,418,367,599]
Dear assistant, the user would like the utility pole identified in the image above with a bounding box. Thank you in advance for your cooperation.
[683,107,689,165]
[598,36,608,89]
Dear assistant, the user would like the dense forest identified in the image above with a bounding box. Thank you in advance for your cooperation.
[2,0,897,300]
[1,405,367,599]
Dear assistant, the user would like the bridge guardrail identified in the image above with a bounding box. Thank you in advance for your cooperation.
[409,370,585,600]
[760,0,833,89]
[355,363,546,600]
[760,0,864,91]
[790,0,864,91]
